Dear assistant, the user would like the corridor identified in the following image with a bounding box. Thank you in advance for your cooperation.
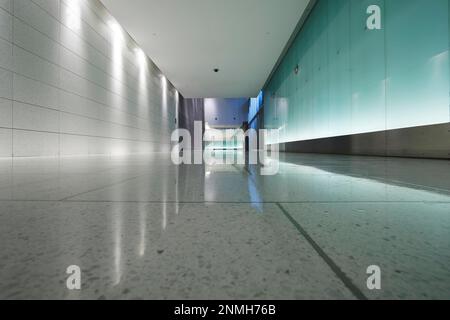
[0,153,448,299]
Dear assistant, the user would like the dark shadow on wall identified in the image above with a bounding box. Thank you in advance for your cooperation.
[204,98,249,129]
[178,98,205,150]
[276,152,450,197]
[274,122,450,160]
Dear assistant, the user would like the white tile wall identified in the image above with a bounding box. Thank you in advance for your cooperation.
[0,0,179,157]
[0,69,12,99]
[0,128,12,156]
[0,98,12,127]
[13,73,59,109]
[13,101,59,132]
[13,129,59,156]
[0,7,12,40]
[59,133,88,155]
[13,45,60,87]
[13,17,60,64]
[0,0,12,13]
[14,0,60,41]
[0,38,13,69]
[32,0,59,19]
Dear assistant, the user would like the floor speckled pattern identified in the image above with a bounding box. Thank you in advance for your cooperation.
[0,152,449,299]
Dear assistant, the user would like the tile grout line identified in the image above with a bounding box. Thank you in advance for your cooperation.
[58,174,146,201]
[1,4,150,107]
[0,199,449,204]
[0,126,163,144]
[11,0,14,158]
[275,202,368,300]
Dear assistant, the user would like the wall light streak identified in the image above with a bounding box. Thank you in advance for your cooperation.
[65,0,81,31]
[108,19,125,145]
[135,48,149,112]
[134,47,147,69]
[161,75,169,138]
[109,21,124,73]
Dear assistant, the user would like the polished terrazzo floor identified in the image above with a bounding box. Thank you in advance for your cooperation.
[0,152,449,299]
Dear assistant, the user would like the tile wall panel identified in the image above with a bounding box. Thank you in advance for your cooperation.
[0,0,180,157]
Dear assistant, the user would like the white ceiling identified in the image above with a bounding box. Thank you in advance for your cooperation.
[100,0,310,98]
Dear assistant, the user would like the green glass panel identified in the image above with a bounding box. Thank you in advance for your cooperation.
[328,0,352,136]
[263,0,449,144]
[350,0,386,134]
[385,0,449,129]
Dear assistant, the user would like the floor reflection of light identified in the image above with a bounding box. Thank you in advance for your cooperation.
[109,20,126,277]
[162,202,167,230]
[113,206,123,286]
[247,168,263,213]
[162,172,168,230]
[175,165,179,215]
[139,204,146,257]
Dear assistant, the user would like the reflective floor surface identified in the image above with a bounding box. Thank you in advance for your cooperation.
[0,152,449,299]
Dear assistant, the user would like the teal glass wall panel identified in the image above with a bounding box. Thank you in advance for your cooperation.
[350,0,386,134]
[328,0,352,136]
[312,0,330,139]
[248,91,263,124]
[385,0,449,129]
[300,17,314,140]
[264,0,450,145]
